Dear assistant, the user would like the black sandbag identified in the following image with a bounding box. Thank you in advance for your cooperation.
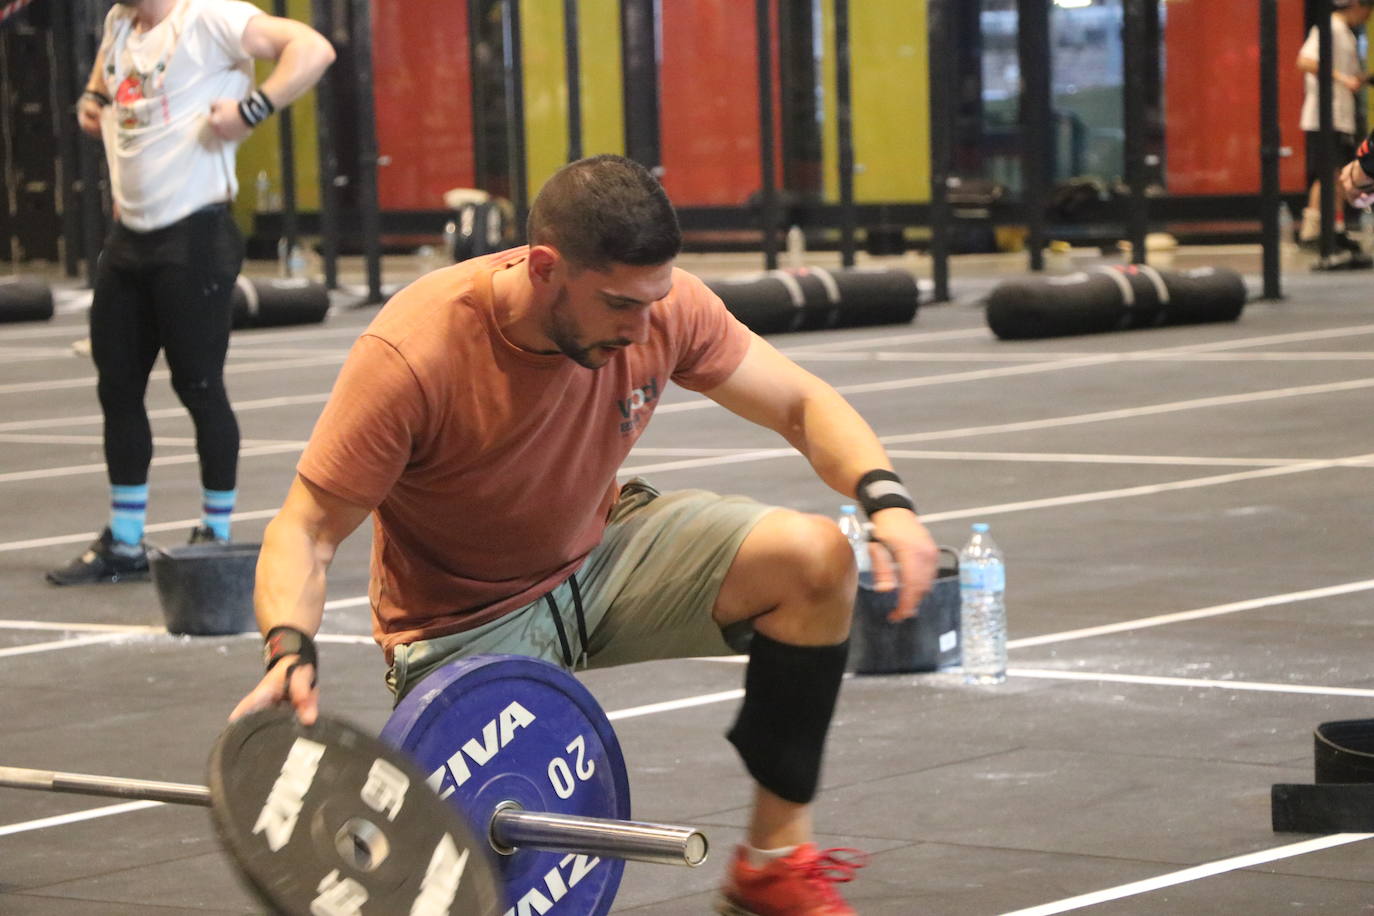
[986,270,1127,339]
[827,267,921,328]
[1158,265,1247,325]
[230,276,330,329]
[986,263,1237,340]
[446,199,512,263]
[705,272,812,335]
[0,276,54,323]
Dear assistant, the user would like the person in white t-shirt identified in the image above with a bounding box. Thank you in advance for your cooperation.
[48,0,333,586]
[1296,0,1373,250]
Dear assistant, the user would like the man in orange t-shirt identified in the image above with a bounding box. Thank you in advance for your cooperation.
[231,155,937,916]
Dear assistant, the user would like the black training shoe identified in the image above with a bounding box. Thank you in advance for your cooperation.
[45,528,149,586]
[187,525,230,545]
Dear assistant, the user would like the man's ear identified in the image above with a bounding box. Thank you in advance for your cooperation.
[527,245,561,286]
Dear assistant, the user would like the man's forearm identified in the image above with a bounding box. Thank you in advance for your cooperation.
[253,516,331,638]
[788,387,899,499]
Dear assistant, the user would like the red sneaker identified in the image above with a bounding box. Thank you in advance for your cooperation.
[716,843,867,915]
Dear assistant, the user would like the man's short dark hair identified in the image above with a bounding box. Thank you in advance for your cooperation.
[526,154,682,271]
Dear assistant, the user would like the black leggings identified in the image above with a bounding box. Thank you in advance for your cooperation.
[91,205,243,491]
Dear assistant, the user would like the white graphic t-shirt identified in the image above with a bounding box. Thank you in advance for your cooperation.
[96,0,262,231]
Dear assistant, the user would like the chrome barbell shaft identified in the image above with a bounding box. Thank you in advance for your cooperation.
[490,805,708,867]
[0,765,212,807]
[0,765,707,867]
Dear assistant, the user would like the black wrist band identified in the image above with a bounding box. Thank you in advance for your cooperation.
[83,89,111,107]
[264,625,318,686]
[855,468,916,518]
[238,89,276,128]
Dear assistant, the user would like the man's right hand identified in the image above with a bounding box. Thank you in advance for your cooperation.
[229,658,319,725]
[1340,159,1374,208]
[77,95,103,138]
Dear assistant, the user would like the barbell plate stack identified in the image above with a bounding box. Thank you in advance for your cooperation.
[209,708,507,916]
[381,654,634,916]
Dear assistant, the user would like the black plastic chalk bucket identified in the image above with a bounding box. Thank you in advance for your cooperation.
[149,543,261,636]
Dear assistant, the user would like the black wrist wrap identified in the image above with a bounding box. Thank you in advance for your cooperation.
[238,89,276,128]
[264,625,318,686]
[856,468,916,517]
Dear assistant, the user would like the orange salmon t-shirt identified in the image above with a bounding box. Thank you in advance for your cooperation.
[297,248,754,656]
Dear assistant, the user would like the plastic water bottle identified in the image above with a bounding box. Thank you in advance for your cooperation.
[1277,203,1295,250]
[958,522,1006,685]
[837,504,871,588]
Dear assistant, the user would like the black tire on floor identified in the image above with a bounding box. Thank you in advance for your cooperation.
[230,277,330,329]
[0,276,54,323]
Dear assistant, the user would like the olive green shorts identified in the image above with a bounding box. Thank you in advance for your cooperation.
[386,478,776,701]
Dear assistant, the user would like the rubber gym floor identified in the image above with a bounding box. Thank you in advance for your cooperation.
[1,246,1371,915]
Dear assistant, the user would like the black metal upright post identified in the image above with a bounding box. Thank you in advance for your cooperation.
[1122,0,1149,264]
[927,0,953,302]
[1016,0,1050,272]
[563,0,582,162]
[1317,7,1334,259]
[349,0,382,303]
[54,0,82,277]
[468,0,489,190]
[502,0,529,240]
[620,0,661,173]
[1259,0,1282,299]
[833,0,855,267]
[272,0,298,264]
[311,0,339,290]
[74,0,106,288]
[756,0,778,270]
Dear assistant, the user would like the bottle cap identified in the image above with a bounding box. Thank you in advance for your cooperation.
[840,504,857,514]
[972,522,989,532]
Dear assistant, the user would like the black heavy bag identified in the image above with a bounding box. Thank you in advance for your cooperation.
[986,265,1164,340]
[445,199,512,263]
[1158,266,1247,326]
[0,276,54,323]
[828,267,920,328]
[230,277,330,329]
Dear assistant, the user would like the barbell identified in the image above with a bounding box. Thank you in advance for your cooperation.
[0,654,710,915]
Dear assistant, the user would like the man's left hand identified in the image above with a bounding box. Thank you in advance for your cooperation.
[208,98,252,142]
[864,508,939,622]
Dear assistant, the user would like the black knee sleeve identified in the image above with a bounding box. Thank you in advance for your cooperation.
[726,633,849,804]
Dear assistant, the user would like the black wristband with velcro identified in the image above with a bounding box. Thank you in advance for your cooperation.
[855,468,916,518]
[237,88,276,128]
[263,625,318,686]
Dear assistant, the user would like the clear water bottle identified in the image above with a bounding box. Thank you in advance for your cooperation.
[959,522,1006,685]
[837,504,871,588]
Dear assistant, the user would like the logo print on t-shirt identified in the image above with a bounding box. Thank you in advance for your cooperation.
[616,377,659,435]
[116,72,152,130]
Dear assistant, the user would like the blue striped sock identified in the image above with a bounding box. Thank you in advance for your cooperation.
[202,488,236,541]
[110,484,148,546]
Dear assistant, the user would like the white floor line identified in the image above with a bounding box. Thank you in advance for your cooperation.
[998,833,1374,916]
[0,633,137,659]
[605,689,745,721]
[0,442,304,485]
[883,449,1308,468]
[1007,579,1374,649]
[0,354,347,397]
[0,509,280,553]
[0,392,330,434]
[0,801,165,838]
[794,350,1374,363]
[1010,668,1374,699]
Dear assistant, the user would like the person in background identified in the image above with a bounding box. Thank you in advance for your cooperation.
[1295,0,1373,252]
[48,0,333,586]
